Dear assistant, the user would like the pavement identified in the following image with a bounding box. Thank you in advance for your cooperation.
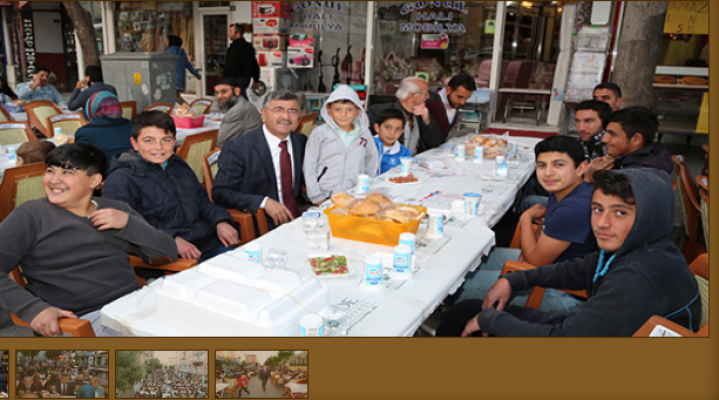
[217,375,286,399]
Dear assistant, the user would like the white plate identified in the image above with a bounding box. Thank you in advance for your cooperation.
[383,174,424,186]
[305,252,355,279]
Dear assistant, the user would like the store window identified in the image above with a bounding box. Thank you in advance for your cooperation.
[113,1,194,59]
[657,34,708,68]
[372,1,499,95]
[80,1,104,53]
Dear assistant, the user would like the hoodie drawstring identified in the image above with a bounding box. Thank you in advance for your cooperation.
[593,250,616,284]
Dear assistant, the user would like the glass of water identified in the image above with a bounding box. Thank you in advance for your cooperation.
[305,229,330,251]
[263,248,287,270]
[319,304,350,335]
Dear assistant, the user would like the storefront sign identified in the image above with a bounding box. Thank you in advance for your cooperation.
[290,1,347,31]
[399,1,468,33]
[484,20,496,34]
[420,33,449,49]
[664,1,708,34]
[291,1,346,14]
[21,11,36,77]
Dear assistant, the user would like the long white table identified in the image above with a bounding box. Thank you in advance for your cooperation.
[101,135,542,336]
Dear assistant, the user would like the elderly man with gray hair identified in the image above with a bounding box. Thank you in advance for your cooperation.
[367,76,444,155]
[212,90,308,232]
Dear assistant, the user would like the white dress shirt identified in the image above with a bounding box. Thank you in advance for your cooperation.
[260,124,294,208]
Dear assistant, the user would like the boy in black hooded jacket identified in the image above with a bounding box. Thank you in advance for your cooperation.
[437,168,701,336]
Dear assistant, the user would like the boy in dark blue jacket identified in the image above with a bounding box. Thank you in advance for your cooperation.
[372,108,412,175]
[437,168,701,336]
[103,111,239,269]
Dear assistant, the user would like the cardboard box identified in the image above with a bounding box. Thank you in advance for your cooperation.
[289,33,314,48]
[287,47,315,68]
[252,1,291,19]
[256,51,287,68]
[259,67,276,90]
[252,18,290,35]
[252,34,287,51]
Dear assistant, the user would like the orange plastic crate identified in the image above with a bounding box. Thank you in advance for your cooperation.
[324,204,427,246]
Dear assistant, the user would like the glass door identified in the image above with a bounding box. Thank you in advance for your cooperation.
[201,14,229,96]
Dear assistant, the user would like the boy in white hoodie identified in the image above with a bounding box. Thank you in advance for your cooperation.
[303,85,379,205]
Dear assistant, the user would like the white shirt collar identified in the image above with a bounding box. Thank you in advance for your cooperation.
[262,124,291,149]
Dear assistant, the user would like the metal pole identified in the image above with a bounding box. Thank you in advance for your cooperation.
[364,1,375,97]
[488,1,507,123]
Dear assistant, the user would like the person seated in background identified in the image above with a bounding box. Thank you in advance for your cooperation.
[593,82,623,112]
[74,377,100,398]
[15,141,56,167]
[0,143,177,336]
[17,377,41,396]
[426,73,476,140]
[455,136,597,312]
[584,107,673,182]
[74,91,133,173]
[67,66,118,117]
[373,108,412,175]
[367,76,444,155]
[437,169,700,337]
[575,100,612,162]
[15,67,67,106]
[214,77,262,148]
[0,74,18,101]
[103,111,239,271]
[303,84,379,205]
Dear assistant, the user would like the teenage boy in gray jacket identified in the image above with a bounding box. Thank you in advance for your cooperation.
[303,85,379,205]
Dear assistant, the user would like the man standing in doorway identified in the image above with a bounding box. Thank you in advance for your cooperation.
[224,23,260,100]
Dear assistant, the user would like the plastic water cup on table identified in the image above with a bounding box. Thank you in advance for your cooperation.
[357,174,371,194]
[361,255,383,290]
[454,144,466,161]
[301,209,321,231]
[391,244,412,280]
[263,247,287,270]
[244,242,262,264]
[473,146,484,163]
[299,314,324,337]
[54,127,62,137]
[319,304,349,335]
[426,210,445,238]
[400,157,413,176]
[464,192,482,216]
[399,232,417,271]
[494,155,508,178]
[305,229,330,251]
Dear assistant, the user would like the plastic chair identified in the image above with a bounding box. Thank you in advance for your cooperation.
[176,129,218,184]
[0,122,36,145]
[25,100,62,138]
[294,112,319,137]
[632,253,709,337]
[672,155,705,262]
[0,104,14,122]
[696,175,708,193]
[0,162,46,221]
[46,113,88,138]
[189,98,213,115]
[144,102,174,113]
[120,101,137,121]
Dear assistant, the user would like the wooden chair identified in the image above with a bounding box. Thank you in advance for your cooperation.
[201,148,270,242]
[0,162,46,221]
[0,104,14,122]
[176,129,218,184]
[293,112,319,137]
[508,221,541,250]
[219,378,237,398]
[0,122,36,145]
[672,155,705,262]
[282,385,295,398]
[144,102,174,113]
[25,100,62,138]
[500,259,588,310]
[696,175,708,194]
[45,113,88,138]
[699,191,709,251]
[189,98,213,115]
[120,101,137,121]
[633,253,709,337]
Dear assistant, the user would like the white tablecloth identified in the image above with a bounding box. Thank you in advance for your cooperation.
[215,383,229,393]
[286,383,308,394]
[101,134,542,336]
[175,120,222,146]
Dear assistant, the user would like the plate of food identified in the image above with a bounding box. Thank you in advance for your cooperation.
[306,253,354,279]
[384,173,423,186]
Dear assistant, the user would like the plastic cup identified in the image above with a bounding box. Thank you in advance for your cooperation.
[473,146,484,163]
[400,157,413,176]
[244,243,262,264]
[454,144,466,161]
[319,304,349,334]
[299,314,324,337]
[302,209,321,231]
[426,211,445,238]
[361,255,383,289]
[263,248,287,270]
[391,244,412,279]
[305,229,330,251]
[464,192,482,216]
[357,174,371,194]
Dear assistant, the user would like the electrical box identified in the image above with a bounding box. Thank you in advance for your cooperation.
[100,52,177,112]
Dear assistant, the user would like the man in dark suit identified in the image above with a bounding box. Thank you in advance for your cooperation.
[48,373,77,396]
[425,73,476,139]
[367,76,444,155]
[212,90,307,231]
[258,366,270,392]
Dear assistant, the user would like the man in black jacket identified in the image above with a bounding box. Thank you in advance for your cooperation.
[437,169,701,337]
[224,23,260,100]
[367,77,444,155]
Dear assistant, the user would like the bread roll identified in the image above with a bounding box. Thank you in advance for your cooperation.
[347,198,381,216]
[55,133,68,145]
[331,192,354,209]
[366,192,393,208]
[377,209,412,224]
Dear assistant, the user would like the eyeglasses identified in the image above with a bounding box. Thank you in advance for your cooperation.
[268,107,300,115]
[414,92,430,97]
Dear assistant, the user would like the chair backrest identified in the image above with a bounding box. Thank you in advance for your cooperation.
[0,105,14,122]
[120,101,137,121]
[501,61,522,88]
[699,192,709,251]
[0,162,47,221]
[0,122,36,145]
[189,99,213,115]
[294,112,318,136]
[688,253,708,330]
[144,102,174,113]
[476,60,492,87]
[672,155,701,238]
[201,148,221,200]
[176,130,218,183]
[696,175,708,193]
[46,113,87,137]
[25,100,62,137]
[672,155,699,202]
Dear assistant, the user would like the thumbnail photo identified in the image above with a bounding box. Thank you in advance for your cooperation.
[215,351,308,398]
[15,350,109,398]
[1,350,8,398]
[116,351,208,398]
